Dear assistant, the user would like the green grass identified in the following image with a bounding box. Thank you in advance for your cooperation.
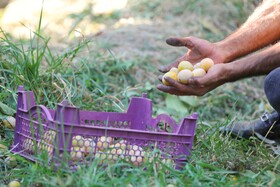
[1,0,280,186]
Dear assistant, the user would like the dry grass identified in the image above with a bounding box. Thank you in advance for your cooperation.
[1,1,279,186]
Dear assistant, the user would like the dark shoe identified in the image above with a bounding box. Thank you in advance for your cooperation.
[220,111,280,139]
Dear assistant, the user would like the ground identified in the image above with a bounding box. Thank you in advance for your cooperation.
[1,0,279,186]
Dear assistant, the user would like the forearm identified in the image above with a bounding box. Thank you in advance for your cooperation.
[216,0,280,63]
[224,42,280,82]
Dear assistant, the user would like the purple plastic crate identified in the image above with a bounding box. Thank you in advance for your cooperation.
[11,86,198,170]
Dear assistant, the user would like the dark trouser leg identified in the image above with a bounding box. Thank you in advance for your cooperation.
[220,68,280,138]
[264,67,280,114]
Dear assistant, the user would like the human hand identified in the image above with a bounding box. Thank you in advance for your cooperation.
[159,36,225,73]
[157,63,228,96]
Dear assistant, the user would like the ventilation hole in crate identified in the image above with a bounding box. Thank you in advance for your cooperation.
[72,135,84,147]
[111,121,116,127]
[157,121,173,132]
[22,138,35,153]
[22,119,29,128]
[23,122,39,138]
[127,144,145,166]
[96,136,113,151]
[165,125,172,133]
[89,120,93,125]
[42,130,56,145]
[70,147,84,161]
[118,121,123,127]
[123,121,129,127]
[157,121,165,131]
[71,135,96,160]
[99,120,102,126]
[83,138,95,156]
[102,120,108,126]
[38,142,54,157]
[22,120,33,137]
[31,112,48,125]
[42,118,47,123]
[109,121,114,127]
[113,121,118,127]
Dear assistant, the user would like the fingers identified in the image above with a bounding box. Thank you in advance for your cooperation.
[156,84,187,96]
[156,76,188,95]
[166,37,194,49]
[158,62,177,73]
[160,36,196,73]
[157,83,205,96]
[158,56,185,73]
[158,68,207,88]
[159,36,197,73]
[157,76,206,96]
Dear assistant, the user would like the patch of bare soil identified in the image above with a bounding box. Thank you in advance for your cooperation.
[0,0,257,83]
[86,0,257,82]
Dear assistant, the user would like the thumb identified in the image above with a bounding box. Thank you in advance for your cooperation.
[166,37,194,49]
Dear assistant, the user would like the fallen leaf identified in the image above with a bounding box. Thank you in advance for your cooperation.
[0,102,16,116]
